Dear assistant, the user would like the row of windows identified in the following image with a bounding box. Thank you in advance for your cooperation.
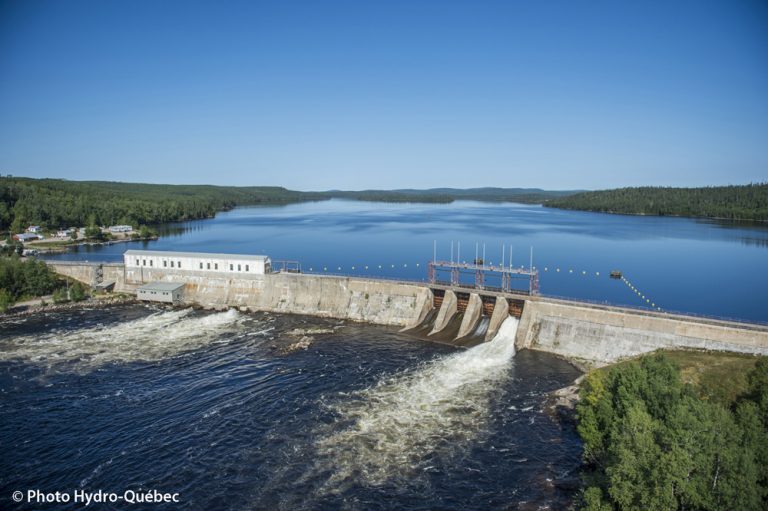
[135,258,252,272]
[137,259,182,268]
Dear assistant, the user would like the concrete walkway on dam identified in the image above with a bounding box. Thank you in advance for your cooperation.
[47,260,768,366]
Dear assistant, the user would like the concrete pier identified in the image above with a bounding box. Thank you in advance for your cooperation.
[485,297,510,341]
[430,290,458,334]
[457,293,482,338]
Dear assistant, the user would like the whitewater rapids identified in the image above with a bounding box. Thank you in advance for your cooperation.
[313,316,521,489]
[0,308,244,372]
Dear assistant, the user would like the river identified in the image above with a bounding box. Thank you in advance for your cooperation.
[0,305,580,510]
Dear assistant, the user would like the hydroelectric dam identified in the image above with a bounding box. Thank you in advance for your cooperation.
[47,250,768,366]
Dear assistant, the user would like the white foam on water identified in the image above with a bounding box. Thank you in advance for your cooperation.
[314,316,520,489]
[0,308,244,372]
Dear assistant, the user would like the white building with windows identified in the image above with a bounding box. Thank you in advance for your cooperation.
[124,250,271,275]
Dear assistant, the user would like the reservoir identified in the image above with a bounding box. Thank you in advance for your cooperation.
[47,199,768,323]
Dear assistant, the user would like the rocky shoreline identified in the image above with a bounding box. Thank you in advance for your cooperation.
[3,294,138,318]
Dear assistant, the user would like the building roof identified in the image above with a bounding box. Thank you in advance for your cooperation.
[124,249,269,261]
[138,282,186,292]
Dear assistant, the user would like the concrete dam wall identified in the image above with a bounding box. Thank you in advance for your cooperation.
[48,261,768,364]
[116,263,431,328]
[516,299,768,365]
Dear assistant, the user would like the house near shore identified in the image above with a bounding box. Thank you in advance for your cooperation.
[14,233,39,242]
[109,225,133,233]
[57,228,74,237]
[26,225,42,233]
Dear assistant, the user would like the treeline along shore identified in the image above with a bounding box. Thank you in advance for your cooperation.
[545,183,768,222]
[2,177,767,234]
[0,176,580,232]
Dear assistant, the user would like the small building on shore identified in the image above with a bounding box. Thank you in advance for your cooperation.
[137,282,185,304]
[124,250,272,275]
[109,225,133,233]
[13,233,39,242]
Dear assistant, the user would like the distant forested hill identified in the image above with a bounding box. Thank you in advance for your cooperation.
[325,187,580,204]
[0,177,322,231]
[0,177,582,232]
[545,184,768,221]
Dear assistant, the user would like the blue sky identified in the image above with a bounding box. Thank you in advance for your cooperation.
[1,0,766,190]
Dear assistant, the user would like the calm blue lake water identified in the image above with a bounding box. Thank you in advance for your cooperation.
[48,199,768,323]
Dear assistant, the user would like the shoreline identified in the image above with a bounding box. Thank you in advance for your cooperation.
[28,236,159,254]
[2,294,138,318]
[542,204,768,224]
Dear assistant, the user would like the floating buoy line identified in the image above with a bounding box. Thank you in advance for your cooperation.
[303,261,661,311]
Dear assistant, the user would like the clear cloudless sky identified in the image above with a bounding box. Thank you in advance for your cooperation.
[1,0,766,190]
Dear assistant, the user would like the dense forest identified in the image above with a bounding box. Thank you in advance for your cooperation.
[0,176,323,232]
[577,353,768,510]
[0,256,62,311]
[0,176,580,231]
[545,184,768,221]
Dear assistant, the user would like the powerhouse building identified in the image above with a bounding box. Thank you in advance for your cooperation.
[124,250,271,275]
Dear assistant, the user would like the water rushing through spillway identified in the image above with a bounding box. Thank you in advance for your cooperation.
[312,317,521,490]
[0,306,582,509]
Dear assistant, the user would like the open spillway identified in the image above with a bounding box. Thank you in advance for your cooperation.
[310,316,521,491]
